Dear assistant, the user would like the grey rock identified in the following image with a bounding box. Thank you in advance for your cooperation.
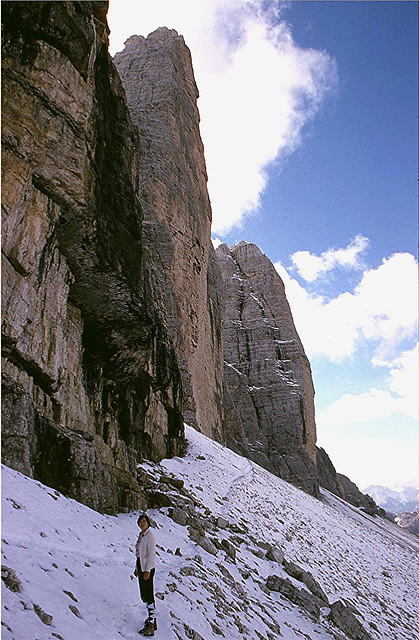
[34,604,53,625]
[197,536,218,556]
[266,575,323,620]
[69,604,83,619]
[184,624,206,640]
[216,516,230,529]
[160,475,185,490]
[266,545,285,565]
[1,566,22,592]
[283,560,328,604]
[114,29,225,443]
[169,508,189,527]
[328,600,374,640]
[221,539,237,560]
[1,1,184,515]
[188,526,204,544]
[144,490,173,509]
[257,540,272,551]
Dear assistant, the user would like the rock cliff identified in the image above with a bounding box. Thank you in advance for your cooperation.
[113,29,224,442]
[217,242,319,495]
[2,2,373,512]
[1,1,184,513]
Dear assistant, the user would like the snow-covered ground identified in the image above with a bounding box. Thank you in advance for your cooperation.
[2,425,419,640]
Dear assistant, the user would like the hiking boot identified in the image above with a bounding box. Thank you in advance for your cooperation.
[139,620,155,636]
[144,618,157,631]
[144,617,157,631]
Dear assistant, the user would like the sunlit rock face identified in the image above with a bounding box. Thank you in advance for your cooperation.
[217,242,319,496]
[1,1,184,513]
[114,28,224,442]
[2,2,354,510]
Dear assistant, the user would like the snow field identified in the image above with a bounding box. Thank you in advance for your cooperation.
[2,424,419,640]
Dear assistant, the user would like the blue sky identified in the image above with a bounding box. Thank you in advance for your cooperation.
[108,1,418,490]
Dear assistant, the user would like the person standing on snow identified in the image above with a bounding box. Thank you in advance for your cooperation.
[134,513,157,636]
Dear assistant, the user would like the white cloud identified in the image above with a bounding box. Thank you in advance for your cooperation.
[275,251,418,362]
[316,433,419,489]
[279,247,418,432]
[318,386,416,424]
[388,347,418,398]
[211,237,224,249]
[291,234,370,282]
[107,0,337,234]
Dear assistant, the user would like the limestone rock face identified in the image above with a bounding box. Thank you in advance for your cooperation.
[316,448,384,515]
[217,242,319,495]
[1,1,184,513]
[113,29,224,441]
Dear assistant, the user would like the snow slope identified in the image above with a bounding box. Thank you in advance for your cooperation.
[2,425,419,640]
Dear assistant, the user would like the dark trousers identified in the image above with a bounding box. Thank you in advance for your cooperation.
[136,558,155,605]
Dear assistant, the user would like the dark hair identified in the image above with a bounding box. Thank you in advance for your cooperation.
[137,512,151,527]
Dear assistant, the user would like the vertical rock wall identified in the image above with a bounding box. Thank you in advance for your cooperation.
[113,29,224,442]
[2,3,351,508]
[217,242,319,495]
[1,1,184,513]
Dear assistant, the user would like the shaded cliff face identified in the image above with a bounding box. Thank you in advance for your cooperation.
[1,1,184,513]
[217,242,319,495]
[316,447,384,516]
[113,30,224,442]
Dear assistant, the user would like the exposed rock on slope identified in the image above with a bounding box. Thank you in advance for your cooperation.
[217,242,319,495]
[113,29,224,442]
[1,1,184,513]
[395,512,419,536]
[316,448,384,515]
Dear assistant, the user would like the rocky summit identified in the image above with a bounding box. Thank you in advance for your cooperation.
[217,242,319,495]
[2,2,379,514]
[113,29,224,443]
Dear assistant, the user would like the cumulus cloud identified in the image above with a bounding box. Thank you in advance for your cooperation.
[387,347,419,401]
[318,385,416,424]
[275,251,418,362]
[291,234,370,282]
[107,0,337,234]
[211,237,224,249]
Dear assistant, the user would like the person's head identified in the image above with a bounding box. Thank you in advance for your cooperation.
[137,512,151,532]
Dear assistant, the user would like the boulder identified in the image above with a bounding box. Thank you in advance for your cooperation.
[221,539,237,560]
[217,516,230,529]
[160,475,185,490]
[1,566,22,593]
[328,599,374,640]
[266,545,285,565]
[169,508,189,527]
[197,536,218,556]
[266,575,323,620]
[283,560,328,604]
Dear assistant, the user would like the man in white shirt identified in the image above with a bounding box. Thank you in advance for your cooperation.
[134,513,157,636]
